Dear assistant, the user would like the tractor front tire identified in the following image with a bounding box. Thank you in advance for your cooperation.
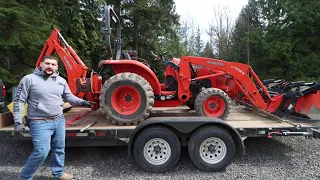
[99,72,154,125]
[194,88,231,120]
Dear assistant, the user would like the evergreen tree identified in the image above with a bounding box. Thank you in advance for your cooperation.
[230,0,320,81]
[0,0,52,88]
[195,27,203,56]
[201,42,215,58]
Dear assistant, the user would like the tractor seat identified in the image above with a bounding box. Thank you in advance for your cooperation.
[164,61,180,71]
[123,51,131,59]
[164,61,197,78]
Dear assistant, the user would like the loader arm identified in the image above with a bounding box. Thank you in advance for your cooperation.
[36,29,89,97]
[178,56,272,110]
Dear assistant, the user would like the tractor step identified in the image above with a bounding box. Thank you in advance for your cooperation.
[161,91,176,95]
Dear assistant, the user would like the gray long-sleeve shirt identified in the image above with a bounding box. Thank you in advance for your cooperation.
[13,68,85,124]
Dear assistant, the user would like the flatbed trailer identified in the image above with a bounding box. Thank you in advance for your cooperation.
[0,105,319,172]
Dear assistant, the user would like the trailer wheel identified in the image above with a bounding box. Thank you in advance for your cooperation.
[194,88,231,119]
[99,72,154,125]
[133,127,181,173]
[188,126,236,172]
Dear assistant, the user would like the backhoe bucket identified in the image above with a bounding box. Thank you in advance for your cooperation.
[295,90,320,119]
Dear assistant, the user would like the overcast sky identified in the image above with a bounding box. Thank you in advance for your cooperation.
[174,0,248,41]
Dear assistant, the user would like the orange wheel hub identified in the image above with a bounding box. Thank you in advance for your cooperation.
[111,86,141,115]
[203,96,225,117]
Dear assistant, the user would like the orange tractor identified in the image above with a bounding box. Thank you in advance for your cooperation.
[36,5,320,125]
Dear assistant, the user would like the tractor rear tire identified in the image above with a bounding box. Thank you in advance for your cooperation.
[99,72,154,125]
[194,88,231,120]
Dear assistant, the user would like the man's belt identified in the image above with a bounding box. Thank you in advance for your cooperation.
[28,114,62,121]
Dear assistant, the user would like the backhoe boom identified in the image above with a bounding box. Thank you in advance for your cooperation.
[36,29,89,97]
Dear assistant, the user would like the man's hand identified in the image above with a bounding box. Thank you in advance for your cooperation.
[14,122,25,133]
[81,101,95,107]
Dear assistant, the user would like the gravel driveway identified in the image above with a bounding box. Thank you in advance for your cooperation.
[0,137,319,180]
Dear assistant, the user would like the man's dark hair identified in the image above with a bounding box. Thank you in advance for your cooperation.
[42,55,59,64]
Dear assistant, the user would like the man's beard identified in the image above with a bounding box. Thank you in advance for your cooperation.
[43,68,54,75]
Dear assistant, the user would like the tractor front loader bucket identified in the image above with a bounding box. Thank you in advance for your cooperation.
[295,90,320,119]
[294,84,320,120]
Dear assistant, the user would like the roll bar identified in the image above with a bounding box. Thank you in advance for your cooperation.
[102,5,122,60]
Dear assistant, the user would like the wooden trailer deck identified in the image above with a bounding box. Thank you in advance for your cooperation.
[0,105,314,131]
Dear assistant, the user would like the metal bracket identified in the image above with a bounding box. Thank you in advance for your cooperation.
[310,128,320,139]
[267,130,312,139]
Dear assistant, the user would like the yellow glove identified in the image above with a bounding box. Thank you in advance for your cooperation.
[7,102,28,116]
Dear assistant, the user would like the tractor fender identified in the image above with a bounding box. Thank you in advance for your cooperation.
[127,116,245,157]
[98,60,161,95]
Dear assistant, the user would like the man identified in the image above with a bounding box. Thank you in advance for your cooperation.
[13,55,92,180]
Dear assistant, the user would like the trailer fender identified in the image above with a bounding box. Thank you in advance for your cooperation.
[127,117,245,157]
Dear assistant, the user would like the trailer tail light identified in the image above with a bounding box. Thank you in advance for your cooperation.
[66,132,105,137]
[66,133,77,137]
[96,132,105,136]
[2,84,6,97]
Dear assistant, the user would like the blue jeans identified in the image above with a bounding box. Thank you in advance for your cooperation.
[20,115,66,180]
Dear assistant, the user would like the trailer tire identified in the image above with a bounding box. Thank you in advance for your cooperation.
[195,88,231,119]
[188,126,236,172]
[133,126,181,173]
[99,72,154,125]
